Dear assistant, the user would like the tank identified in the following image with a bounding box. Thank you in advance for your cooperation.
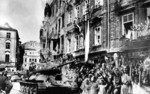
[19,68,73,94]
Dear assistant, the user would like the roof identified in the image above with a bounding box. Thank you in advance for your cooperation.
[0,23,19,39]
[0,23,18,32]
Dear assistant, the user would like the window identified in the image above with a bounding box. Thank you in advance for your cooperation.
[35,59,37,62]
[32,59,34,62]
[25,58,27,62]
[62,14,65,27]
[43,43,45,48]
[58,19,61,32]
[147,8,150,22]
[94,26,102,45]
[6,42,10,49]
[76,35,80,49]
[40,29,43,36]
[61,36,64,52]
[80,36,84,48]
[122,13,134,35]
[5,54,9,62]
[53,41,57,51]
[29,59,31,62]
[77,6,80,18]
[24,52,27,55]
[52,7,54,17]
[68,39,71,52]
[66,39,71,52]
[76,35,84,49]
[6,32,11,38]
[68,12,72,24]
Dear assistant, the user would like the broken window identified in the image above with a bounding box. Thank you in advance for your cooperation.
[122,13,134,35]
[94,26,102,45]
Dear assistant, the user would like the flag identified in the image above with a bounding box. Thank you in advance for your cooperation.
[125,30,132,39]
[84,20,90,62]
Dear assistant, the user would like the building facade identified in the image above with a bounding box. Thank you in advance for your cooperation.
[0,23,20,72]
[22,41,41,70]
[40,0,150,67]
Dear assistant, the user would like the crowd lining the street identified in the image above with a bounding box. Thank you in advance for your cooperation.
[61,57,150,94]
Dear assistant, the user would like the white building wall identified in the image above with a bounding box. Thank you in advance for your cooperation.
[22,41,41,70]
[0,30,17,63]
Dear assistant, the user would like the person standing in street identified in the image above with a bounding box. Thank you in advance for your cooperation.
[0,68,13,94]
[121,66,132,94]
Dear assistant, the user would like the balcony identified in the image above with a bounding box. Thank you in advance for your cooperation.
[120,22,150,51]
[126,22,150,41]
[114,0,135,14]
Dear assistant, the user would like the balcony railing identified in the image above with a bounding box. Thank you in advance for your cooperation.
[124,21,150,40]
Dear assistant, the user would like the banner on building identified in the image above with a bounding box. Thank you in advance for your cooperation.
[84,20,90,62]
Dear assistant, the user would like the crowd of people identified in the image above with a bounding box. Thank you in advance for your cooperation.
[61,57,150,94]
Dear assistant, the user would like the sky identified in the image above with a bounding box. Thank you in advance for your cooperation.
[0,0,48,43]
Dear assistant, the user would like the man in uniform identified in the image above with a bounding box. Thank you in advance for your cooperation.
[0,67,13,94]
